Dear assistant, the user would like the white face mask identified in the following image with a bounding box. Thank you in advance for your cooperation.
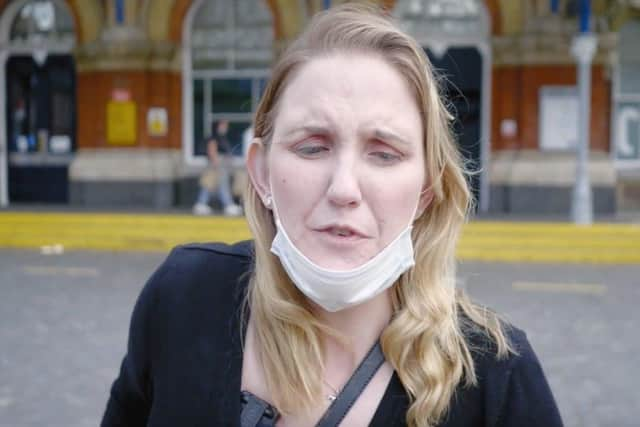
[270,212,416,313]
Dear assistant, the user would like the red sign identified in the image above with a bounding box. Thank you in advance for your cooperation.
[112,89,131,102]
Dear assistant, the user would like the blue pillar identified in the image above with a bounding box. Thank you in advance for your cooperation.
[115,0,125,25]
[323,0,331,10]
[579,0,591,33]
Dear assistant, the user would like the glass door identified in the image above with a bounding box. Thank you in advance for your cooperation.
[6,55,76,202]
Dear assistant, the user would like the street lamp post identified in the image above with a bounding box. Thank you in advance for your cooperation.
[570,0,596,225]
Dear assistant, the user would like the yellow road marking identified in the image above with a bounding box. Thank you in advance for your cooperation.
[23,265,100,278]
[512,281,607,295]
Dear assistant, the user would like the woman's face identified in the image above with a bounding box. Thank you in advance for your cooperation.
[250,53,429,270]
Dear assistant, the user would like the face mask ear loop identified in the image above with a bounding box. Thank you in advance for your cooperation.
[413,184,434,223]
[408,195,423,228]
[268,176,280,223]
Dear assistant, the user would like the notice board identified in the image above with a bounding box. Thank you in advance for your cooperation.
[107,101,137,145]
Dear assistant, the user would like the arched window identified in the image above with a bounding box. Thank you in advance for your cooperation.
[186,0,273,161]
[395,0,487,53]
[10,0,74,44]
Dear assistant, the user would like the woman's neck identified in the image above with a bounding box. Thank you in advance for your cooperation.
[313,289,393,368]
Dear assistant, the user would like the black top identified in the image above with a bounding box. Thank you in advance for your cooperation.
[213,130,232,156]
[101,241,563,427]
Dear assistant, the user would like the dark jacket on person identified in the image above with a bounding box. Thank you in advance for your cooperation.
[101,241,564,427]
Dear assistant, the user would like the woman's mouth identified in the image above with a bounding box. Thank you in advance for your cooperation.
[315,225,368,241]
[328,227,355,237]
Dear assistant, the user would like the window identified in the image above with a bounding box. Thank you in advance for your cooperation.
[614,21,640,163]
[189,0,273,158]
[10,1,74,43]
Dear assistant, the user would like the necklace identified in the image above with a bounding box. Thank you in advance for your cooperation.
[323,379,340,402]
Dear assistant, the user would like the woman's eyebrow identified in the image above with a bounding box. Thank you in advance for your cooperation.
[371,128,411,147]
[282,124,331,138]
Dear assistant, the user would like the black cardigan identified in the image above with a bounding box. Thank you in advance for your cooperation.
[101,241,563,427]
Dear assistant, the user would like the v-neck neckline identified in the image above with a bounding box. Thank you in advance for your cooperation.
[228,283,405,426]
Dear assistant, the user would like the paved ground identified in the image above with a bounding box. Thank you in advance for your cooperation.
[0,248,638,427]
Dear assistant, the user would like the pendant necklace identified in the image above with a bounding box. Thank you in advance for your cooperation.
[323,379,340,402]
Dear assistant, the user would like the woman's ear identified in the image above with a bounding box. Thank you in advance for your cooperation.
[246,138,272,208]
[414,186,434,220]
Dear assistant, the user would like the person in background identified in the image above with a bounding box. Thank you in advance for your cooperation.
[231,125,254,206]
[193,119,243,216]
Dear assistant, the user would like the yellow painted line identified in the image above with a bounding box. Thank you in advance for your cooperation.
[459,254,640,264]
[512,281,607,295]
[1,212,639,263]
[464,221,640,230]
[0,397,14,408]
[23,265,100,278]
[459,239,640,249]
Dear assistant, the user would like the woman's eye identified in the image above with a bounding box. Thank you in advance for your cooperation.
[369,151,402,163]
[295,143,329,157]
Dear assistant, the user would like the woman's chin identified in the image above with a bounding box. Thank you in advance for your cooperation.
[305,249,374,271]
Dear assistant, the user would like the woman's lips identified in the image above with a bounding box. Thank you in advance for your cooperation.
[318,224,366,235]
[314,225,369,243]
[327,227,355,237]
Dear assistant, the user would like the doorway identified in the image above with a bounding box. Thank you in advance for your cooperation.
[427,47,483,205]
[6,54,76,202]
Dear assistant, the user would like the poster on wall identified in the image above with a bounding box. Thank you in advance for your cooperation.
[147,107,168,137]
[107,101,137,145]
[539,86,578,151]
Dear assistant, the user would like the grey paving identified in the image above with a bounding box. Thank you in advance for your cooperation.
[0,249,638,426]
[0,250,163,427]
[459,261,640,427]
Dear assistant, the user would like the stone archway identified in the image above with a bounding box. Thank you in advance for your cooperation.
[0,0,83,205]
[64,0,102,43]
[0,0,105,44]
[168,0,287,44]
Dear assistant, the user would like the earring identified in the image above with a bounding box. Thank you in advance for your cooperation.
[264,195,272,208]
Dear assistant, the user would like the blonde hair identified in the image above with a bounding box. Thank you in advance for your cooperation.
[243,4,514,426]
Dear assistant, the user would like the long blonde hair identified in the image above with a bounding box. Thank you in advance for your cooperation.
[243,4,513,426]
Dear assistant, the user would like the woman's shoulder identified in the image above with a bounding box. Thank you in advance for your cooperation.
[455,304,539,373]
[464,320,537,375]
[101,242,254,425]
[457,322,563,426]
[166,240,253,272]
[459,317,542,386]
[139,240,254,312]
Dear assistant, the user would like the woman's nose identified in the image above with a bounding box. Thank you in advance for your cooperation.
[326,159,362,208]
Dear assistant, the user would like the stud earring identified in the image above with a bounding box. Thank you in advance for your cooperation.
[264,195,272,208]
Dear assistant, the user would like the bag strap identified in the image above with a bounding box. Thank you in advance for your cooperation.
[315,341,385,427]
[240,391,279,427]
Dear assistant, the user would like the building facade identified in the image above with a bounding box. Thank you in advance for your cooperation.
[0,0,639,213]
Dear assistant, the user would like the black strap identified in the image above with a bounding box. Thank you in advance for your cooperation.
[315,341,385,427]
[240,391,279,427]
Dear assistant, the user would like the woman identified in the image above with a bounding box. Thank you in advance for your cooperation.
[102,4,562,427]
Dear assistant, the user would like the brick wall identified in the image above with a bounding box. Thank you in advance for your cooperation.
[491,64,611,152]
[76,70,182,149]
